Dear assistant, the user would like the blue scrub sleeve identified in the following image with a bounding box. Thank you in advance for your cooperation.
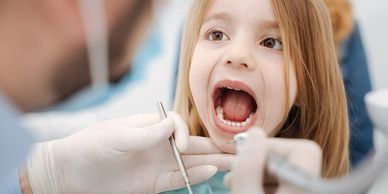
[0,171,23,194]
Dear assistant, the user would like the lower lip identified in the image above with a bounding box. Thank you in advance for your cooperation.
[212,108,256,135]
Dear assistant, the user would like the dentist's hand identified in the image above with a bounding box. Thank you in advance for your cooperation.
[25,112,232,194]
[224,128,322,194]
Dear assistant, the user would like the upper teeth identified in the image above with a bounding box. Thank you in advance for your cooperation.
[225,86,241,91]
[216,106,254,127]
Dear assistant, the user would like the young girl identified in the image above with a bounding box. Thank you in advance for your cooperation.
[166,0,349,192]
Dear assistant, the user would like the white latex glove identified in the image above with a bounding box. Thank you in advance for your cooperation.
[26,112,233,194]
[225,128,322,194]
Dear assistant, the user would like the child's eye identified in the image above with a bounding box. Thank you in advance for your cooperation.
[207,30,229,41]
[260,37,283,50]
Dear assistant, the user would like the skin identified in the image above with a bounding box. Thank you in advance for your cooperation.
[0,0,152,112]
[189,0,298,153]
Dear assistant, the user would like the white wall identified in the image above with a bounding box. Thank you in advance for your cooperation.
[352,0,388,90]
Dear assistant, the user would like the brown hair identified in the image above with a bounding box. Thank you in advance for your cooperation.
[174,0,349,178]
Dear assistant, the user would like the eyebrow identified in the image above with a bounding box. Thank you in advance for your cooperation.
[261,20,279,30]
[203,12,233,24]
[203,12,279,30]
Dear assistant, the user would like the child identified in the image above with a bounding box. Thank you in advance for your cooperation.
[166,0,349,192]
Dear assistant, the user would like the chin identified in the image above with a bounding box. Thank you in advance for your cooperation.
[212,136,237,154]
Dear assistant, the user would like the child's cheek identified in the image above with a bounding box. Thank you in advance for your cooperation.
[189,46,214,125]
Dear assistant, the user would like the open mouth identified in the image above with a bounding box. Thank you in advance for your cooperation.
[212,80,258,134]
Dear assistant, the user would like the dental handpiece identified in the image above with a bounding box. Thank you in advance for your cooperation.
[157,102,193,194]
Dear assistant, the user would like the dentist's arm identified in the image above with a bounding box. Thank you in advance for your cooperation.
[22,112,232,194]
[225,128,322,194]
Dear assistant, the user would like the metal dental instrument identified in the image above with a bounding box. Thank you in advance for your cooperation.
[157,102,193,194]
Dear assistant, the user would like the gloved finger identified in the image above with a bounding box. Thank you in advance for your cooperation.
[225,169,279,193]
[230,128,268,194]
[265,139,322,194]
[168,112,190,152]
[267,138,323,177]
[182,153,234,171]
[275,184,302,194]
[182,136,222,155]
[124,113,161,128]
[126,117,175,151]
[155,165,218,193]
[126,112,189,152]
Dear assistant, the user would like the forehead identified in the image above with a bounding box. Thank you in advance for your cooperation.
[204,0,277,26]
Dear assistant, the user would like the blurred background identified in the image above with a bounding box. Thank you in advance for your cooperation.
[352,1,388,193]
[353,0,388,89]
[22,0,387,193]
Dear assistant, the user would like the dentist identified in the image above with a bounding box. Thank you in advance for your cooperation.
[0,0,230,193]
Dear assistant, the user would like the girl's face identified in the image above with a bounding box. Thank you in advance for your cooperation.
[189,0,298,153]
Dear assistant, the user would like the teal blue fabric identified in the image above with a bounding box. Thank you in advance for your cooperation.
[0,91,33,192]
[161,172,229,194]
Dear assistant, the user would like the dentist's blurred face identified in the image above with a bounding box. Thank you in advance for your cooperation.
[189,0,298,153]
[51,0,153,104]
[0,0,154,112]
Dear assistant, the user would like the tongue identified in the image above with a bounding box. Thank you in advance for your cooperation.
[222,90,255,122]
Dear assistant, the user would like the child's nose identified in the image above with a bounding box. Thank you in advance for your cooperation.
[226,59,248,68]
[223,46,256,70]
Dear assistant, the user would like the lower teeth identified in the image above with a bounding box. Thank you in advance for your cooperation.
[216,106,254,127]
